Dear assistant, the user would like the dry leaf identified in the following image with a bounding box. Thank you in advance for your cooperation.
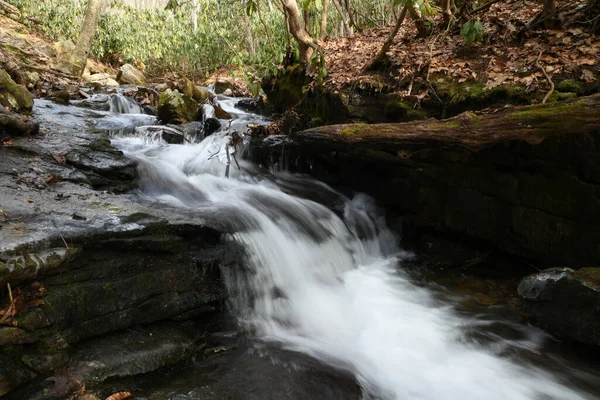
[581,69,596,82]
[45,175,62,184]
[105,392,135,400]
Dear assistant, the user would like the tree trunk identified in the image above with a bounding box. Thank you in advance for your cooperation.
[191,0,199,32]
[408,2,433,37]
[441,0,453,27]
[320,0,331,40]
[280,0,318,64]
[344,0,361,32]
[362,5,408,72]
[541,0,557,28]
[332,0,352,36]
[242,7,256,58]
[63,0,104,76]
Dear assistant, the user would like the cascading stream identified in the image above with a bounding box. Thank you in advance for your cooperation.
[111,97,598,400]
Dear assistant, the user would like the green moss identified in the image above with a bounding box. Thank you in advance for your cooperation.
[0,69,34,112]
[556,80,581,93]
[340,123,369,136]
[557,92,577,101]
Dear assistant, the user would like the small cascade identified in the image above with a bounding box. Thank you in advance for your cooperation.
[109,94,143,114]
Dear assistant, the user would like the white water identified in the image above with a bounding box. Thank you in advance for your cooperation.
[112,103,597,400]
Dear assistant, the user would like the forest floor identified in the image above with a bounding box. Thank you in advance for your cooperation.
[1,0,599,112]
[317,0,599,103]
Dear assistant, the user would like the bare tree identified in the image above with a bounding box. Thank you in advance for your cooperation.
[62,0,105,76]
[280,0,319,63]
[320,0,331,40]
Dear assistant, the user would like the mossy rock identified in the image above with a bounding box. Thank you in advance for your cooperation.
[180,77,212,103]
[158,89,200,124]
[47,90,70,105]
[0,69,33,113]
[117,63,148,86]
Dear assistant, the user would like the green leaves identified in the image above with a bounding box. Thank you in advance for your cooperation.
[460,19,484,45]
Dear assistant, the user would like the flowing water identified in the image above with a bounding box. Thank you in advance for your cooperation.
[52,92,600,399]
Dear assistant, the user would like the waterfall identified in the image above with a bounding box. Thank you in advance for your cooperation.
[109,94,143,114]
[110,101,597,400]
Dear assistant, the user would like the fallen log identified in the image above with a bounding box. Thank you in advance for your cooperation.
[250,94,600,268]
[274,94,600,152]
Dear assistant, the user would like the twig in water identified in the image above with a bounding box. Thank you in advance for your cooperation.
[535,50,554,104]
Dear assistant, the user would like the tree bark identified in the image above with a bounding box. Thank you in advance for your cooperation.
[280,0,318,64]
[320,0,331,40]
[408,2,433,37]
[242,8,256,58]
[253,94,600,152]
[63,0,105,76]
[344,0,361,32]
[362,5,408,72]
[331,0,352,36]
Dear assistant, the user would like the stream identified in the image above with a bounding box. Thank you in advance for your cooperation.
[32,92,600,399]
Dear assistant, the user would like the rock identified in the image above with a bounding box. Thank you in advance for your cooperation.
[64,137,137,191]
[236,98,265,114]
[0,69,34,113]
[53,41,75,58]
[214,104,232,119]
[47,90,70,105]
[214,78,242,96]
[104,78,120,87]
[518,267,600,346]
[0,248,77,286]
[204,118,221,136]
[250,94,600,268]
[87,73,110,82]
[135,125,187,144]
[157,89,200,124]
[0,327,35,345]
[223,88,233,97]
[117,63,148,86]
[17,71,40,90]
[0,108,39,140]
[0,353,34,397]
[180,77,212,103]
[155,83,169,92]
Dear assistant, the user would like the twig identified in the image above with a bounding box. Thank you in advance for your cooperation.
[535,50,554,104]
[7,283,13,303]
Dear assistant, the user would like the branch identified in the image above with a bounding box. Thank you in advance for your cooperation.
[535,50,554,104]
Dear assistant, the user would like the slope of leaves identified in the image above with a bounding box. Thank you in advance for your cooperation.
[320,0,599,98]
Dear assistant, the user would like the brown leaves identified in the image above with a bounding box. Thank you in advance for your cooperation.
[0,282,47,326]
[45,175,62,184]
[105,392,135,400]
[52,153,66,164]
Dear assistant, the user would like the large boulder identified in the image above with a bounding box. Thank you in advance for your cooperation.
[0,69,34,113]
[158,89,200,124]
[518,267,600,346]
[116,63,148,86]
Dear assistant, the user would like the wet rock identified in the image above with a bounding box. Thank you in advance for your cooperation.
[17,71,40,90]
[236,98,265,114]
[72,94,111,111]
[135,125,186,144]
[222,88,233,97]
[65,138,137,191]
[0,353,34,396]
[204,118,221,136]
[0,248,77,286]
[47,90,70,105]
[518,267,600,346]
[0,107,39,140]
[158,89,200,124]
[0,327,35,345]
[117,63,148,86]
[214,78,236,95]
[214,105,232,120]
[0,68,34,113]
